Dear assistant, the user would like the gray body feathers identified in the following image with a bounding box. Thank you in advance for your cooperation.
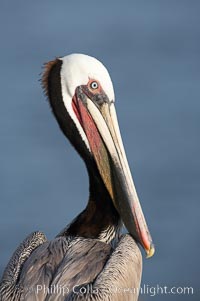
[0,232,142,301]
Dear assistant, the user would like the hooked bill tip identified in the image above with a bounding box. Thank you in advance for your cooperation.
[146,243,155,259]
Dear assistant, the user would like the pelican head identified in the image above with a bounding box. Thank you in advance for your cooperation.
[42,53,154,258]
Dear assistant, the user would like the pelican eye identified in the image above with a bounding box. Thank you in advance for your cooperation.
[90,81,99,90]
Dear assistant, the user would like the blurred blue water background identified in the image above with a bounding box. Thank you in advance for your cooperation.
[0,1,200,300]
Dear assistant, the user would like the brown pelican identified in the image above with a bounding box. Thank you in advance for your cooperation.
[0,54,154,301]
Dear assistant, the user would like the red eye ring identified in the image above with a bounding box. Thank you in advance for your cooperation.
[90,81,99,90]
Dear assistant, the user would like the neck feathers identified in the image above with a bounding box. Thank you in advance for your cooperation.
[58,172,121,243]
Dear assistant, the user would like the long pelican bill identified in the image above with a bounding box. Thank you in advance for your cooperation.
[73,87,155,258]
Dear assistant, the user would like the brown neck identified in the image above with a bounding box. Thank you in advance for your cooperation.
[64,163,120,241]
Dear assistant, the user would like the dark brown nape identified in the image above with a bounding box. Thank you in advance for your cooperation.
[42,58,120,241]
